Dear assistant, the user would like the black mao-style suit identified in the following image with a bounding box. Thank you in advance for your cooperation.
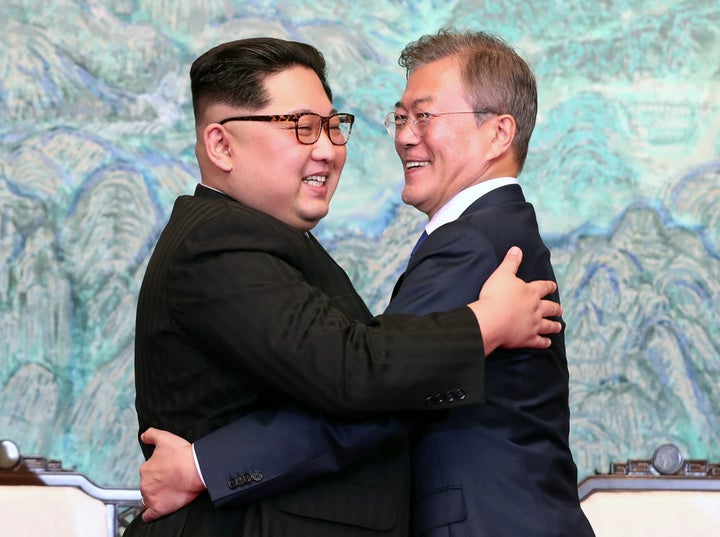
[127,184,486,536]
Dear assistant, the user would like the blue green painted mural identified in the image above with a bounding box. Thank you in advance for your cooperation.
[1,0,719,488]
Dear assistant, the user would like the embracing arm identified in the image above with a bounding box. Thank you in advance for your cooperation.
[194,407,418,506]
[168,219,560,416]
[140,246,561,520]
[167,220,487,416]
[139,410,417,521]
[468,246,560,353]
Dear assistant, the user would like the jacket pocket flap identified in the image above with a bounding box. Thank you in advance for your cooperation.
[413,486,466,534]
[275,481,398,531]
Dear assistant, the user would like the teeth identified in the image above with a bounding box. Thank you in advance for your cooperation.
[303,175,326,186]
[405,161,428,169]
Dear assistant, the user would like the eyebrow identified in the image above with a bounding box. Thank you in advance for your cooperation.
[394,97,433,110]
[287,107,339,115]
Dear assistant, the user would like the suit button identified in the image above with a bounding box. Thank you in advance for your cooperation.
[444,390,455,402]
[454,388,466,400]
[227,478,238,489]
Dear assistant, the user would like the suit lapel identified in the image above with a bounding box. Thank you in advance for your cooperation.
[390,273,405,299]
[391,184,527,299]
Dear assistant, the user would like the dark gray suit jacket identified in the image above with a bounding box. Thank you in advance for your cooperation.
[127,184,486,536]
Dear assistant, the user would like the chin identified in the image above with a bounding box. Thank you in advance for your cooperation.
[309,206,330,221]
[400,191,416,207]
[301,213,327,230]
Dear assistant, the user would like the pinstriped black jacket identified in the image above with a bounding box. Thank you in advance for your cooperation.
[128,184,486,536]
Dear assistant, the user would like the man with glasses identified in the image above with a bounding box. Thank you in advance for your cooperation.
[381,30,595,536]
[126,36,563,537]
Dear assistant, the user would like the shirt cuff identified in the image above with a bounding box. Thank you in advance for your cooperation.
[191,442,207,488]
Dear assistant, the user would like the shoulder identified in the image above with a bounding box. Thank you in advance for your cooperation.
[454,196,541,242]
[165,195,307,261]
[427,217,493,252]
[409,220,494,277]
[173,194,299,238]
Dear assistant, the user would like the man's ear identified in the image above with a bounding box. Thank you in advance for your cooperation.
[489,114,516,158]
[203,124,233,172]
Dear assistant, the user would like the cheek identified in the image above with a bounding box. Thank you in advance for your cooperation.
[337,147,348,168]
[269,147,310,180]
[425,129,454,155]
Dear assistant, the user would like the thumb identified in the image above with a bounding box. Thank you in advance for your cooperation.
[498,246,522,274]
[142,506,161,523]
[140,427,160,446]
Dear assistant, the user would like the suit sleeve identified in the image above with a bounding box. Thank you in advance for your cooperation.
[194,406,418,506]
[166,209,485,416]
[194,222,494,507]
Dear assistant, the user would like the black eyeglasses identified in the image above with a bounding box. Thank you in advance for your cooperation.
[218,112,355,146]
[384,109,497,138]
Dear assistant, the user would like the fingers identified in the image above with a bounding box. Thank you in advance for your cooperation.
[540,317,562,335]
[544,280,557,296]
[539,298,563,321]
[519,318,562,352]
[140,427,159,445]
[141,496,151,521]
[496,246,523,274]
[142,505,161,523]
[520,301,562,350]
[528,335,552,349]
[139,464,164,522]
[141,427,172,446]
[527,318,562,349]
[527,279,557,298]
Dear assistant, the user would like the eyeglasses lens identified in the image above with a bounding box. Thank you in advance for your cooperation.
[297,114,352,145]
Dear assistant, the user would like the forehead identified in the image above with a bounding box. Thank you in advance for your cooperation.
[261,66,334,114]
[397,55,469,110]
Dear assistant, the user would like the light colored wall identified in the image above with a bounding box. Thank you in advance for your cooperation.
[1,0,718,487]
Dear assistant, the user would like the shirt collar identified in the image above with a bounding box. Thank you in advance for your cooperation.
[425,177,518,235]
[199,182,227,196]
[199,182,312,238]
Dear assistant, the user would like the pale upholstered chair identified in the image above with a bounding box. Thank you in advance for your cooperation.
[579,444,720,537]
[0,439,142,537]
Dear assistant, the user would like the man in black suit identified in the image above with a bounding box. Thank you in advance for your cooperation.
[126,37,562,536]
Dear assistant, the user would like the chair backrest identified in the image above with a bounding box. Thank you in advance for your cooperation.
[579,444,720,537]
[0,439,142,537]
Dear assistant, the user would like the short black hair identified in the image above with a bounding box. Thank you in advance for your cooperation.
[190,37,333,123]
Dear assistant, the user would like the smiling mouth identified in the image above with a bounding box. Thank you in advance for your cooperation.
[303,175,327,186]
[405,161,429,169]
